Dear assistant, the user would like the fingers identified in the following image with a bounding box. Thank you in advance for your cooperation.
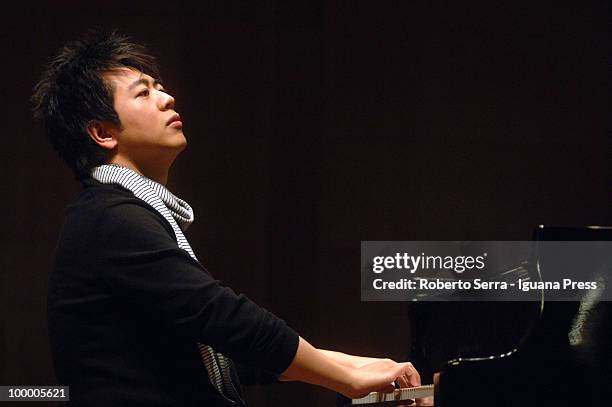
[351,358,423,398]
[394,362,421,388]
[379,383,396,394]
[407,362,421,387]
[395,374,410,388]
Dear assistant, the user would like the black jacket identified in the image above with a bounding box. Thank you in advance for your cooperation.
[47,178,299,406]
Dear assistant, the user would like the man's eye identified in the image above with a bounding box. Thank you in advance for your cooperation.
[157,88,168,94]
[138,89,149,97]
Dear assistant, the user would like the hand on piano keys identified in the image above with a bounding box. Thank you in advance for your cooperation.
[284,340,429,404]
[345,361,432,406]
[316,348,429,404]
[341,359,419,397]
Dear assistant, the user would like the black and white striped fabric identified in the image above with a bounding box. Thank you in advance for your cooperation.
[91,164,243,405]
[91,164,196,257]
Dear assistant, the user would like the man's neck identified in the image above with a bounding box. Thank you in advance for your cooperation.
[108,157,170,185]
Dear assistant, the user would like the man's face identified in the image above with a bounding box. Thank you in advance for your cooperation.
[104,67,186,167]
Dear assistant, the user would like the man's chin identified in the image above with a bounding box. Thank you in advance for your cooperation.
[172,133,188,152]
[178,135,188,152]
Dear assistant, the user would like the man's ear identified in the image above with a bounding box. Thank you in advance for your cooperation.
[86,120,118,150]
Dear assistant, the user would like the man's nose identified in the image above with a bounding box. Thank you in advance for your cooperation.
[159,91,175,110]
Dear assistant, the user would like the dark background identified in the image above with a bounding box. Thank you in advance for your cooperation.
[0,1,609,406]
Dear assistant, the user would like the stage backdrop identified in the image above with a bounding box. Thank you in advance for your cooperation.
[0,2,609,406]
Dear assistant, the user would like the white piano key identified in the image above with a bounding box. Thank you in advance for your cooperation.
[351,385,434,405]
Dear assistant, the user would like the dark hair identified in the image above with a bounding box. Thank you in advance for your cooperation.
[31,30,162,180]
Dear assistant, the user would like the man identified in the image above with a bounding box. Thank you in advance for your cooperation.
[32,30,420,406]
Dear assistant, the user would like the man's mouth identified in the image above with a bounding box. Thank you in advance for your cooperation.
[166,113,182,127]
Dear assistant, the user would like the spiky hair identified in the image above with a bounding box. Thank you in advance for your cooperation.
[32,30,161,180]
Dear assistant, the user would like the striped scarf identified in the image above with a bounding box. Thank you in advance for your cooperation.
[91,164,244,405]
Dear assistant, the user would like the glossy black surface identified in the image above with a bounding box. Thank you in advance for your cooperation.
[410,227,612,407]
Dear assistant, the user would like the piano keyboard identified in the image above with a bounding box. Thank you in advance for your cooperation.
[351,385,434,405]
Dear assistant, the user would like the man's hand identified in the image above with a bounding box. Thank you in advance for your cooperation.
[280,337,422,400]
[318,349,421,389]
[346,359,421,399]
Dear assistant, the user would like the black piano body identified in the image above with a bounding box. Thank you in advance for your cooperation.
[408,226,612,406]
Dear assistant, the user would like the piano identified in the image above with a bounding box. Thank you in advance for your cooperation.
[340,226,612,406]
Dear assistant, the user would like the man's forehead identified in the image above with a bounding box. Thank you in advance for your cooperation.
[104,68,158,89]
